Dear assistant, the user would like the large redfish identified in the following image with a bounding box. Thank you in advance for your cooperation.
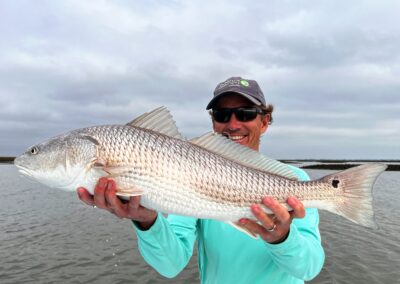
[14,107,386,237]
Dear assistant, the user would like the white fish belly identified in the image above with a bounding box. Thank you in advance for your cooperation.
[140,190,255,221]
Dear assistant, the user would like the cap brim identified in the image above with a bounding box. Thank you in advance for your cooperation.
[206,91,262,110]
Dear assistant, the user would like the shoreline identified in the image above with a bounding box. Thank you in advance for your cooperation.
[299,163,400,171]
[2,157,400,171]
[279,159,400,171]
[0,157,15,164]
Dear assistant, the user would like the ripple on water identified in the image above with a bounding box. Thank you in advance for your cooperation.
[1,165,399,284]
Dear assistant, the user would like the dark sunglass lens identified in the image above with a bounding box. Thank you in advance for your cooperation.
[236,108,258,122]
[213,109,231,123]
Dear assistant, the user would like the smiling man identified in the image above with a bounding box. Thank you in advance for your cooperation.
[207,77,273,151]
[78,76,325,283]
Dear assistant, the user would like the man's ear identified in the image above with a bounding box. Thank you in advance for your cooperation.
[260,114,270,133]
[208,110,217,131]
[211,118,216,131]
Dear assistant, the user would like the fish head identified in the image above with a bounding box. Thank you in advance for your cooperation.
[14,131,99,191]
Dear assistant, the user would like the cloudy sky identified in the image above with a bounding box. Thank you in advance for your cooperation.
[1,0,399,159]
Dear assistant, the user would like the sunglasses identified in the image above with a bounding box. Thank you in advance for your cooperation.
[211,107,265,123]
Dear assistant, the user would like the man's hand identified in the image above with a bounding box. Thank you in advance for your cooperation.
[77,177,158,230]
[239,196,305,244]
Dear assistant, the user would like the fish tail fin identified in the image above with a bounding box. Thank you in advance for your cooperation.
[320,163,386,229]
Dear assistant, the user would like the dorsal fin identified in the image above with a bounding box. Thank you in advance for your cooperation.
[127,107,183,139]
[190,132,298,180]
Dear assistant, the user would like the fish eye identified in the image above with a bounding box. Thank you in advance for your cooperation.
[30,147,39,155]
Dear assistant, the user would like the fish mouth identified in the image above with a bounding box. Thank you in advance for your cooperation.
[15,166,40,185]
[15,164,34,178]
[14,158,35,178]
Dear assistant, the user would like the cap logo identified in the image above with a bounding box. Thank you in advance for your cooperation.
[240,79,249,87]
[216,78,250,91]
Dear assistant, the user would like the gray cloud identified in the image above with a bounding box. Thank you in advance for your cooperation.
[1,0,399,159]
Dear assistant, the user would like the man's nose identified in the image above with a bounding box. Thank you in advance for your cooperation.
[225,113,242,130]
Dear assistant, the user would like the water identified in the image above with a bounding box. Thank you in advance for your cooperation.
[1,164,399,283]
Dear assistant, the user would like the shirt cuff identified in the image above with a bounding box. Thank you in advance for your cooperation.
[132,212,165,237]
[264,223,301,253]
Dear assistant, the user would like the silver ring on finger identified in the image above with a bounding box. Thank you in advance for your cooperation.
[266,223,276,232]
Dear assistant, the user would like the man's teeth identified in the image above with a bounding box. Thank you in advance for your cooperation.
[230,135,245,141]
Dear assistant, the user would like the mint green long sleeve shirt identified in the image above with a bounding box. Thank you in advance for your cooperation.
[133,166,325,283]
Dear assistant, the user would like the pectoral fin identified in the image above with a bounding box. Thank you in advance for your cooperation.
[116,186,146,197]
[101,165,133,176]
[97,165,148,197]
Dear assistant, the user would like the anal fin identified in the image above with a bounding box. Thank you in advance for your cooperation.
[101,165,148,197]
[228,221,258,239]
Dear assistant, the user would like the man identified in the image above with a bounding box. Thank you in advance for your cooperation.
[78,76,325,283]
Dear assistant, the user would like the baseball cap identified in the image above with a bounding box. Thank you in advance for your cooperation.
[206,76,267,110]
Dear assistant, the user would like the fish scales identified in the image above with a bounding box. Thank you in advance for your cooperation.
[14,107,387,228]
[82,125,336,220]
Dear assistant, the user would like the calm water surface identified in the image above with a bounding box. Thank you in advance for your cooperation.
[1,164,399,283]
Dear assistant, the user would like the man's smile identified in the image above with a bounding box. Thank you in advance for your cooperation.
[229,135,246,142]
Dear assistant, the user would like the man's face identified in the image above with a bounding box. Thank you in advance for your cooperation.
[212,94,269,151]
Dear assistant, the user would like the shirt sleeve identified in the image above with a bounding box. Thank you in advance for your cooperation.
[264,166,325,281]
[132,213,198,278]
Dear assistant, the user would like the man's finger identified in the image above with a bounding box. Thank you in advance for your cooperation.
[250,204,275,230]
[129,196,141,210]
[287,197,305,219]
[77,187,94,206]
[104,180,126,216]
[240,219,268,239]
[262,197,291,225]
[93,177,109,208]
[103,179,116,207]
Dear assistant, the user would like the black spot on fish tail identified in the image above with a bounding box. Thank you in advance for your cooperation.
[332,179,340,188]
